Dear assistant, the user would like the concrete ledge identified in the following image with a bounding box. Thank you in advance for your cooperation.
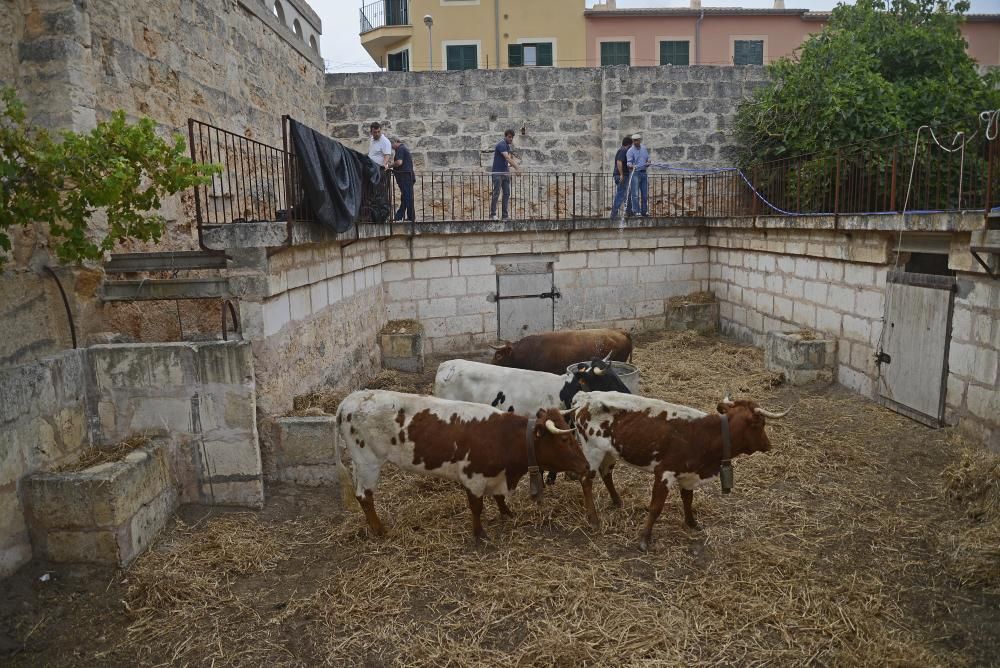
[765,330,837,385]
[202,221,289,249]
[24,442,178,566]
[260,417,340,486]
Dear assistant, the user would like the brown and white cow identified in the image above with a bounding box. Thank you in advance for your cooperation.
[336,390,597,540]
[570,391,787,550]
[490,328,632,375]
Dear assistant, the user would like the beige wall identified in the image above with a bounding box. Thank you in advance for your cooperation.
[367,0,587,70]
[585,14,1000,66]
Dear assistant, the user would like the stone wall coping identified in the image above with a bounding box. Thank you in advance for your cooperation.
[274,415,336,425]
[236,0,323,70]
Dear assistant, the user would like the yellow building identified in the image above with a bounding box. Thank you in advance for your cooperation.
[359,0,587,71]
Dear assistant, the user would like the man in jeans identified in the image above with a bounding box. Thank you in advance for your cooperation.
[390,137,415,222]
[626,133,651,217]
[490,129,515,220]
[610,135,634,218]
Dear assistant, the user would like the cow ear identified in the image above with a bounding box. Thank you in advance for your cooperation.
[716,402,729,414]
[535,408,546,419]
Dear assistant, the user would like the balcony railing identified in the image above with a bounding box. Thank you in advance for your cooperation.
[360,0,409,34]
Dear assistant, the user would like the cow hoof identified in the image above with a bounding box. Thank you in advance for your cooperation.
[611,498,623,509]
[638,537,650,552]
[686,521,703,532]
[588,516,601,530]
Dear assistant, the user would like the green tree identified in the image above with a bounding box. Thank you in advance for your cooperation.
[0,88,218,268]
[736,0,1000,164]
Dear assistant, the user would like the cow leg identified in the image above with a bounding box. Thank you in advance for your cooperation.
[466,490,487,542]
[545,470,557,485]
[580,473,600,528]
[639,474,670,551]
[599,459,622,509]
[493,495,514,518]
[681,488,701,530]
[356,490,386,537]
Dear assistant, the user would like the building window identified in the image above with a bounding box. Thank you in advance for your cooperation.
[509,42,553,67]
[734,40,764,65]
[600,41,630,66]
[659,40,690,66]
[388,49,410,72]
[446,44,478,70]
[310,35,319,52]
[292,18,303,39]
[273,1,284,23]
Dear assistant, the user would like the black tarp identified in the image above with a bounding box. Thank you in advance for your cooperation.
[289,119,385,233]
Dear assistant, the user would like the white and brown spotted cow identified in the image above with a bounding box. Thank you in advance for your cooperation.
[336,390,596,541]
[571,391,787,550]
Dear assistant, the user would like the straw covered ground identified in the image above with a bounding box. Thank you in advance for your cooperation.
[2,330,998,666]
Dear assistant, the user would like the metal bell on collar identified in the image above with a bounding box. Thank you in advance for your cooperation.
[720,462,734,494]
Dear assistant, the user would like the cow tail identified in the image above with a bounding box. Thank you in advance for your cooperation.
[335,419,356,509]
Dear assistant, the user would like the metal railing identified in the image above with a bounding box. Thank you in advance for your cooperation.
[360,0,409,34]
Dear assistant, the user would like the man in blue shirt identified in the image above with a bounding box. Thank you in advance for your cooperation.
[390,137,415,222]
[610,135,634,219]
[626,133,651,217]
[490,130,515,220]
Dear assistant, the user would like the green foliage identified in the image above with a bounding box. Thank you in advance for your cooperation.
[0,87,218,267]
[736,0,1000,165]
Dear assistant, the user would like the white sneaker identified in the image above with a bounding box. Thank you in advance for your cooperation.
[490,214,499,221]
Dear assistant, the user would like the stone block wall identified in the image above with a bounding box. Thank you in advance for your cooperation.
[0,350,90,575]
[946,278,1000,450]
[86,341,263,508]
[240,239,387,416]
[708,223,891,397]
[325,66,769,174]
[381,223,710,354]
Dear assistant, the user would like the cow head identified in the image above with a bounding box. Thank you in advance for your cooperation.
[558,357,631,410]
[531,408,590,478]
[716,397,789,456]
[489,342,513,366]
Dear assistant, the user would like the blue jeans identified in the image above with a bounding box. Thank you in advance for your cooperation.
[630,170,648,216]
[490,174,511,218]
[394,172,415,222]
[611,175,632,217]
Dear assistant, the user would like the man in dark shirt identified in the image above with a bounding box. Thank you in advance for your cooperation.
[390,137,415,222]
[610,135,633,218]
[490,129,515,220]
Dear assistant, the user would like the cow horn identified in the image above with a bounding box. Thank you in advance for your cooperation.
[560,408,577,417]
[488,343,507,350]
[602,352,613,363]
[545,419,574,435]
[754,406,790,419]
[720,395,735,406]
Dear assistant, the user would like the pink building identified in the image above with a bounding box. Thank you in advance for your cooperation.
[585,2,1000,67]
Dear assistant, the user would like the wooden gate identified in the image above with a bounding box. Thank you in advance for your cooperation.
[493,261,559,341]
[877,270,955,427]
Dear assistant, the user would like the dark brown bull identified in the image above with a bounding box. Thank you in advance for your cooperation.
[490,328,633,375]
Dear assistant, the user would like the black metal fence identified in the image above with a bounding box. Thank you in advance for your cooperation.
[360,0,409,34]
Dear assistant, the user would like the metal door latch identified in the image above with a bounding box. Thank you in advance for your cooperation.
[874,351,892,366]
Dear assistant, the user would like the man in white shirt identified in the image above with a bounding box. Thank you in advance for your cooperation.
[368,122,392,168]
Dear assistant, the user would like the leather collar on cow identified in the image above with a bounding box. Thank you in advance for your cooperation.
[525,419,544,500]
[719,413,734,494]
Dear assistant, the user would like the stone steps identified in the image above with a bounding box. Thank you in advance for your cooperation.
[104,250,227,273]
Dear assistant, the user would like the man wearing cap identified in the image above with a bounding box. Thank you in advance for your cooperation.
[626,133,651,217]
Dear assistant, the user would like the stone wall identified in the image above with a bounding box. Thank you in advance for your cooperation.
[0,350,91,576]
[946,277,1000,450]
[381,221,711,355]
[325,66,769,174]
[0,340,261,577]
[239,239,387,416]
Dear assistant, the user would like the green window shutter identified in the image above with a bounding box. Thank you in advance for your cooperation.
[659,40,689,66]
[600,41,630,66]
[447,45,478,70]
[508,44,523,67]
[536,42,553,67]
[734,40,764,65]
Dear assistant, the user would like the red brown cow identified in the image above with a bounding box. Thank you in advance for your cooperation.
[490,328,632,375]
[571,391,787,550]
[336,390,597,540]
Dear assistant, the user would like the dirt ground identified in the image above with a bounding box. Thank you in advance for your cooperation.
[1,331,997,667]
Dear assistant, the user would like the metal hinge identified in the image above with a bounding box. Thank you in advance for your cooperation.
[487,290,562,302]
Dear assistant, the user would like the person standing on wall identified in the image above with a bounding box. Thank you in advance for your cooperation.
[490,129,516,221]
[626,133,650,218]
[367,122,393,221]
[368,122,392,168]
[390,137,415,223]
[610,135,634,219]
